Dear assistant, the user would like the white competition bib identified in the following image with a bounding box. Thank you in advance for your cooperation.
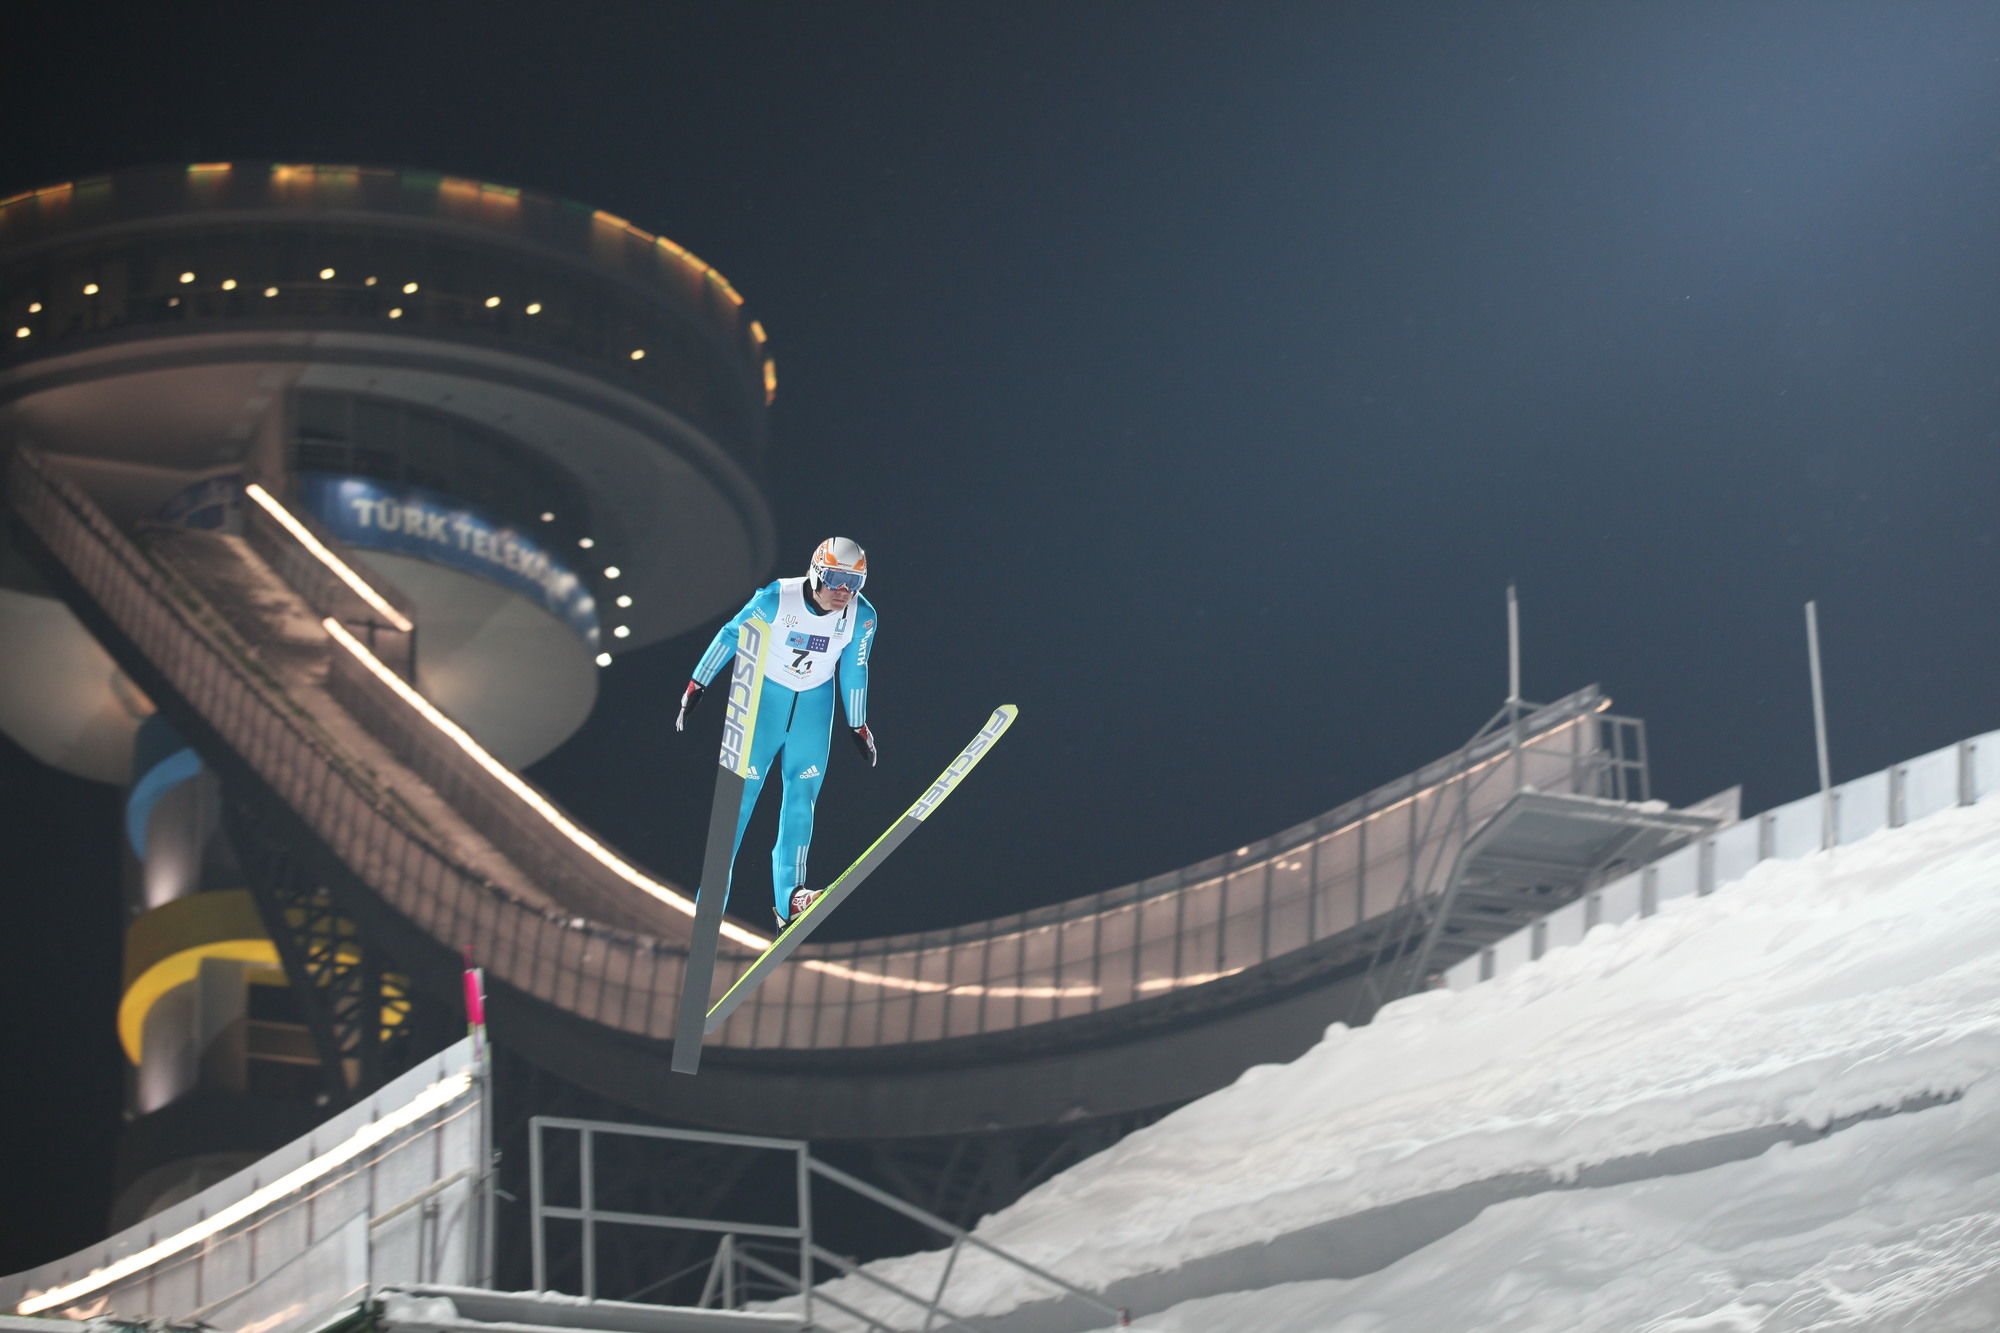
[764,577,856,692]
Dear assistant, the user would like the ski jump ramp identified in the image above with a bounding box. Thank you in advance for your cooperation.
[9,445,1697,1141]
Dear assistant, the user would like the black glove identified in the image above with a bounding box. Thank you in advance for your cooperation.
[849,723,877,767]
[674,680,704,733]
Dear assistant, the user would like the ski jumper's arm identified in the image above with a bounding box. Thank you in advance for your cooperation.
[839,595,877,727]
[691,582,782,687]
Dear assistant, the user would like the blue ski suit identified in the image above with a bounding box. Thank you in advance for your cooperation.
[692,577,876,915]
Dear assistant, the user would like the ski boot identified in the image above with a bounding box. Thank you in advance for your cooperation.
[776,886,825,928]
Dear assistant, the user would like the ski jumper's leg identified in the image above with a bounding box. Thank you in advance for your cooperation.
[769,683,836,912]
[728,677,794,885]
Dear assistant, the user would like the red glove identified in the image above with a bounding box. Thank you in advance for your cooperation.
[849,724,877,767]
[674,680,704,733]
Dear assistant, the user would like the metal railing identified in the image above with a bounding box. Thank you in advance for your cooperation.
[529,1117,1127,1333]
[1446,728,2000,990]
[1,1041,488,1327]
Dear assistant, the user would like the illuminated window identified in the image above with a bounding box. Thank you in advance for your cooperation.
[388,308,404,319]
[364,276,379,286]
[83,283,100,295]
[402,281,419,294]
[525,302,543,315]
[14,327,29,339]
[319,267,336,280]
[26,302,41,313]
[629,348,645,360]
[178,271,196,284]
[263,286,279,297]
[220,279,238,291]
[484,296,501,308]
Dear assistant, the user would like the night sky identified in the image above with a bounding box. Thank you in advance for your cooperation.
[7,0,2000,1276]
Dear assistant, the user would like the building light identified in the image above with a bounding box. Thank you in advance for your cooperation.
[613,626,631,639]
[539,511,554,522]
[364,276,379,286]
[484,296,501,308]
[167,297,181,307]
[403,281,419,294]
[178,271,196,284]
[83,283,100,295]
[243,485,414,633]
[578,537,595,550]
[26,302,41,313]
[525,302,543,315]
[13,327,28,339]
[629,348,645,360]
[319,268,336,280]
[603,566,621,579]
[220,279,237,291]
[615,595,632,608]
[388,308,404,319]
[263,286,279,298]
[595,653,613,667]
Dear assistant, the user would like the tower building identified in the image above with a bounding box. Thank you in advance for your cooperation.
[0,163,776,1220]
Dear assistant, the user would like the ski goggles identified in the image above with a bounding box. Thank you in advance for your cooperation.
[818,567,865,592]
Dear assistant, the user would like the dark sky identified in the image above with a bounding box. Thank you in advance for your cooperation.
[7,0,2000,1276]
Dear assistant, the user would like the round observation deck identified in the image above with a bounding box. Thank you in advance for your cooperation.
[0,163,777,773]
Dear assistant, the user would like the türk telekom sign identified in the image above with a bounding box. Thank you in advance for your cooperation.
[296,473,600,647]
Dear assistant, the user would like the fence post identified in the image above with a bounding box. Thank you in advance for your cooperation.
[797,1143,814,1328]
[530,1120,546,1292]
[1806,601,1833,849]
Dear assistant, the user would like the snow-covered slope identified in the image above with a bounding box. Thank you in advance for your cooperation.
[806,790,2000,1331]
[1089,1081,2000,1330]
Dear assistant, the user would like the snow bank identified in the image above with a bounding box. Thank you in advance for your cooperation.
[805,793,2000,1326]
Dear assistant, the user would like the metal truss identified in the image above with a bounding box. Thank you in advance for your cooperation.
[1350,700,1676,1023]
[1350,699,1653,1021]
[225,793,439,1105]
[1348,703,1503,1024]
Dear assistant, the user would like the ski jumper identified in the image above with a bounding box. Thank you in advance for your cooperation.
[692,577,876,915]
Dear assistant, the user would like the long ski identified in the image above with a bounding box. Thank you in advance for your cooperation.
[670,617,771,1075]
[704,703,1018,1034]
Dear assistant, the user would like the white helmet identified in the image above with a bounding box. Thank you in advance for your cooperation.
[808,537,867,593]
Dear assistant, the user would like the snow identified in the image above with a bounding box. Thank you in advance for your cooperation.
[1091,1084,2000,1331]
[798,790,2000,1331]
[379,1292,466,1327]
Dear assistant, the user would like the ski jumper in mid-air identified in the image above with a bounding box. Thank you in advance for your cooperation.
[677,537,877,926]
